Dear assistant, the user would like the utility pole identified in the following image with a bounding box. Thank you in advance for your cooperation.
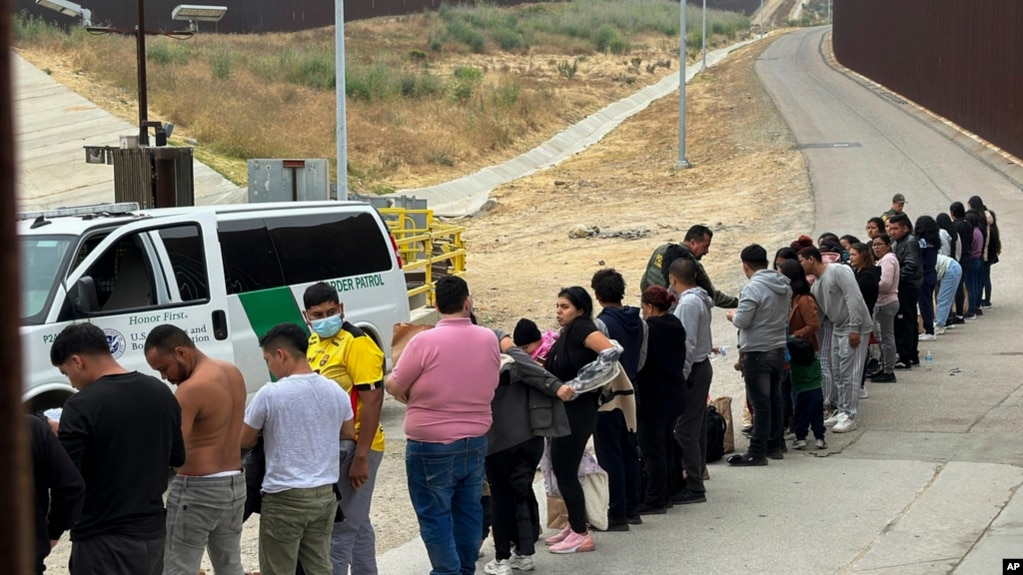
[677,0,689,168]
[701,0,707,71]
[136,0,149,145]
[335,0,349,200]
[760,0,764,38]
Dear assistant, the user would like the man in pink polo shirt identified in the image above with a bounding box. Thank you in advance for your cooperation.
[385,275,500,575]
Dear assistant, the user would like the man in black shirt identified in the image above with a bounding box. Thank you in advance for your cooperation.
[51,323,185,575]
[29,414,84,574]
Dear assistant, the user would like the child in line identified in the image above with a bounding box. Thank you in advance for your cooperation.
[513,318,558,366]
[787,337,827,450]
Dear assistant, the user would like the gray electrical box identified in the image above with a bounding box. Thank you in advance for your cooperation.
[247,158,329,203]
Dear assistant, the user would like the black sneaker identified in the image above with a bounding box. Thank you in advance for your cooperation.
[894,361,911,370]
[727,453,768,466]
[637,502,667,515]
[766,449,784,460]
[951,316,966,325]
[671,489,707,504]
[871,372,897,383]
[627,515,643,525]
[594,517,629,532]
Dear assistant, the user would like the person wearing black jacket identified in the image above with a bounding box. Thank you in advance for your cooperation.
[915,216,942,339]
[50,323,185,575]
[483,332,571,574]
[887,214,923,367]
[635,285,687,514]
[29,414,84,574]
[949,202,974,322]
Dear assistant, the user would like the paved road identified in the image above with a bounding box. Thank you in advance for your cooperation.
[13,53,244,211]
[381,27,1023,574]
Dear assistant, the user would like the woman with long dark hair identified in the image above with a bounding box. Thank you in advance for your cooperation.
[968,195,1000,308]
[870,234,900,383]
[634,285,686,514]
[915,216,941,340]
[543,287,613,554]
[936,213,954,257]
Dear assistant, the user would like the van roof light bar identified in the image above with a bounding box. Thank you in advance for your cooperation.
[17,202,141,222]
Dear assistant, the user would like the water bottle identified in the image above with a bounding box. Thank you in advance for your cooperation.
[924,351,933,370]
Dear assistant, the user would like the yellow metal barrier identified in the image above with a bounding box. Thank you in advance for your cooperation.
[379,208,466,307]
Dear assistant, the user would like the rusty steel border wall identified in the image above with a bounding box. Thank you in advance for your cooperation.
[832,0,1023,159]
[14,0,538,33]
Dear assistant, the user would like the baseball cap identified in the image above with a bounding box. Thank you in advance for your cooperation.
[892,193,907,204]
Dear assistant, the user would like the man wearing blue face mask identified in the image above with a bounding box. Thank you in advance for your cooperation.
[303,282,386,575]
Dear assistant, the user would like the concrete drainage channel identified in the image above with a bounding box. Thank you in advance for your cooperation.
[388,37,764,218]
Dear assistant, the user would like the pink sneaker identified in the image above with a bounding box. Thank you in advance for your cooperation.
[548,530,595,554]
[543,525,572,546]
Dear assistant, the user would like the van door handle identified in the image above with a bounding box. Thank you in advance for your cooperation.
[212,310,228,340]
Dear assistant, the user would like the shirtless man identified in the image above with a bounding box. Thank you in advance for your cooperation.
[144,324,246,575]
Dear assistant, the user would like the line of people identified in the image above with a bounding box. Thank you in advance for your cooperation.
[31,198,1000,575]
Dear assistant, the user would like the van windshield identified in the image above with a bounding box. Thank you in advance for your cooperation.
[20,235,74,325]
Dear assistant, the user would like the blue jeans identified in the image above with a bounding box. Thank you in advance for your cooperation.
[935,262,962,327]
[406,436,487,575]
[965,258,983,313]
[741,349,784,457]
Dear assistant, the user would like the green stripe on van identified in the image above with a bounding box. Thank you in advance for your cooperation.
[237,287,307,339]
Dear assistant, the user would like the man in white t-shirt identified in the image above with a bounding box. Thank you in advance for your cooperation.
[241,323,354,575]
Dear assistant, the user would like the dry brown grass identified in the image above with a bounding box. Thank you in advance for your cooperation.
[14,7,747,194]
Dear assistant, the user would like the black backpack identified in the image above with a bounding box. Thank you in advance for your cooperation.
[705,405,727,463]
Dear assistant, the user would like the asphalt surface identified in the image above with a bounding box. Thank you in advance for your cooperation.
[380,27,1023,575]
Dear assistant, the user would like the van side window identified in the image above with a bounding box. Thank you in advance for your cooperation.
[267,212,391,284]
[86,235,156,312]
[219,220,286,294]
[159,226,210,302]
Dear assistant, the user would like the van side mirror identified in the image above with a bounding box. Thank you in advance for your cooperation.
[74,276,99,315]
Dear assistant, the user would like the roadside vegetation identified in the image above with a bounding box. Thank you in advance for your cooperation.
[788,0,833,27]
[13,1,749,193]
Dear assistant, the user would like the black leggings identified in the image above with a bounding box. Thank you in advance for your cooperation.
[549,397,598,534]
[486,437,544,559]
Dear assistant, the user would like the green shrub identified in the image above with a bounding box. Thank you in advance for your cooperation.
[447,20,485,53]
[453,65,483,83]
[283,48,335,89]
[557,58,578,80]
[209,46,232,80]
[148,40,190,65]
[492,77,520,107]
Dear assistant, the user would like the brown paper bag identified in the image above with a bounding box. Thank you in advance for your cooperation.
[391,322,432,367]
[546,495,569,529]
[710,396,735,454]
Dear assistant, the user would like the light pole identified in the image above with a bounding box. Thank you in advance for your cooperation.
[677,0,689,168]
[37,1,226,146]
[760,0,765,38]
[335,0,348,199]
[701,0,707,71]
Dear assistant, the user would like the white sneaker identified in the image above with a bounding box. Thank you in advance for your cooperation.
[484,559,513,575]
[793,439,807,450]
[834,417,858,433]
[859,387,869,399]
[919,333,937,341]
[815,438,828,449]
[507,552,535,571]
[824,412,847,427]
[934,326,947,335]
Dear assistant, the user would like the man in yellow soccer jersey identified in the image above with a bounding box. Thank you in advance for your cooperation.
[303,282,386,575]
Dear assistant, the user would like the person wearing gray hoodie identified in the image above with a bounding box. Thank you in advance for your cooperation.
[725,245,792,466]
[668,258,715,501]
[799,247,873,434]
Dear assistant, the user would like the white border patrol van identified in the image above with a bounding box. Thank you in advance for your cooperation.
[18,201,410,411]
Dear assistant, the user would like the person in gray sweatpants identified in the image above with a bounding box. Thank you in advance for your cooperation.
[799,247,873,434]
[668,258,714,503]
